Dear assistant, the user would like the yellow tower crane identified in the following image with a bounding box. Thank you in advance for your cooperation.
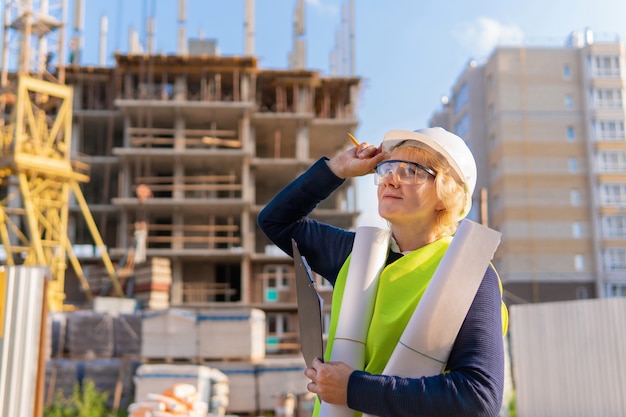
[0,0,124,312]
[0,75,123,311]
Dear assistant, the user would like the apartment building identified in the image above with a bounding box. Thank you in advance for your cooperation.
[62,46,360,350]
[430,30,626,305]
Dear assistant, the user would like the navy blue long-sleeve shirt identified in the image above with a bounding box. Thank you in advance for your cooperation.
[258,158,505,417]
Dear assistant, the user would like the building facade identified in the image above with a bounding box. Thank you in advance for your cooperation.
[62,47,360,352]
[430,30,626,305]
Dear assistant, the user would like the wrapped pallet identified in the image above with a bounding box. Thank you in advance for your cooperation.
[93,296,138,316]
[127,383,209,417]
[208,368,230,417]
[114,313,142,357]
[134,364,214,405]
[204,360,257,414]
[44,359,79,402]
[66,311,114,358]
[141,309,197,359]
[45,312,67,359]
[257,356,309,412]
[197,307,265,362]
[83,358,139,411]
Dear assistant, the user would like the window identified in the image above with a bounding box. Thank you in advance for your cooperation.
[600,184,626,206]
[597,150,626,172]
[590,55,621,77]
[574,254,585,272]
[267,314,289,334]
[592,120,625,141]
[572,222,582,238]
[605,282,626,297]
[563,64,571,80]
[564,95,573,109]
[315,274,332,290]
[590,88,623,108]
[566,126,575,141]
[602,215,626,238]
[575,286,589,299]
[266,313,292,352]
[570,189,581,206]
[491,194,500,212]
[568,158,578,173]
[602,248,626,271]
[263,264,290,302]
[490,162,500,182]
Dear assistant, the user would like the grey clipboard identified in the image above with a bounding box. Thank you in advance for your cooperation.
[292,239,324,367]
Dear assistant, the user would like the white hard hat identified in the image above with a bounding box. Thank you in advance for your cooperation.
[381,127,477,216]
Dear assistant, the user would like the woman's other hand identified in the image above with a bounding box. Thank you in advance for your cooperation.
[304,358,353,405]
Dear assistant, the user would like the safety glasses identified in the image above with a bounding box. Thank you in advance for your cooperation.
[374,159,436,185]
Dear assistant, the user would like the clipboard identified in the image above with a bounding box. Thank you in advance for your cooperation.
[292,239,324,367]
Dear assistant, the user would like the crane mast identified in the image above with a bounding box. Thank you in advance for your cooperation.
[0,0,122,311]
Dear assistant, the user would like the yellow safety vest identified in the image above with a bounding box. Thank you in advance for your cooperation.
[313,237,508,417]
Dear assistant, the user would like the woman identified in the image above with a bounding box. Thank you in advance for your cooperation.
[258,127,506,417]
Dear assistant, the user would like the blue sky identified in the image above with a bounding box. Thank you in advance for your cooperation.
[70,0,626,227]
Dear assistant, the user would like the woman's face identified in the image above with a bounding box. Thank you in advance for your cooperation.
[376,146,443,227]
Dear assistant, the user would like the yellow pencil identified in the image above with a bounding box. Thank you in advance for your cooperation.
[347,132,360,147]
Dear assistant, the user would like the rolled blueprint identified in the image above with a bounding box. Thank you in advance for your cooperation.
[382,219,502,378]
[319,226,390,417]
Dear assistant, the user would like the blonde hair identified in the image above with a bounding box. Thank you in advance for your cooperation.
[393,146,467,238]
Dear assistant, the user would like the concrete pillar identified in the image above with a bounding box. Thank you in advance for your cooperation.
[170,259,183,305]
[295,124,308,160]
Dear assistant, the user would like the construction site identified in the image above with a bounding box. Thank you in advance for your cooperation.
[0,0,359,416]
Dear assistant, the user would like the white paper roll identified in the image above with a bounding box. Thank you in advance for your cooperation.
[383,219,502,377]
[331,226,390,367]
[360,220,501,417]
[319,226,390,417]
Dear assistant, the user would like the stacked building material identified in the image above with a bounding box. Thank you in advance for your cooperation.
[296,392,317,417]
[113,313,142,357]
[204,356,310,415]
[140,309,198,360]
[93,296,138,315]
[127,383,208,417]
[257,356,309,411]
[132,257,172,310]
[44,359,79,403]
[44,358,140,411]
[133,364,229,415]
[197,307,265,362]
[204,360,257,414]
[207,368,230,416]
[66,311,114,358]
[45,312,67,359]
[83,358,139,411]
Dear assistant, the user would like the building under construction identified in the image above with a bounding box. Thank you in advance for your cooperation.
[1,0,360,352]
[70,48,360,329]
